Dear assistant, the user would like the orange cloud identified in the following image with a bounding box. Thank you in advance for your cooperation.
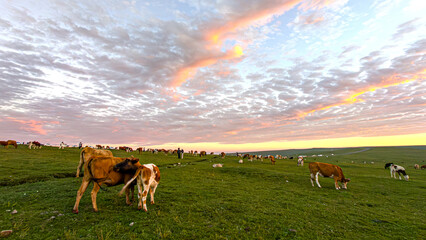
[6,117,59,135]
[171,45,244,88]
[207,0,302,44]
[298,70,426,118]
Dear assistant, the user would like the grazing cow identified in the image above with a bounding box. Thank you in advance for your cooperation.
[199,151,206,157]
[114,159,160,212]
[221,152,226,158]
[72,156,138,213]
[309,162,350,190]
[0,140,17,149]
[269,155,276,165]
[243,154,250,159]
[29,141,42,149]
[297,156,304,166]
[76,147,113,177]
[137,147,143,154]
[421,165,426,169]
[384,163,409,181]
[59,142,66,149]
[414,164,419,170]
[210,152,214,155]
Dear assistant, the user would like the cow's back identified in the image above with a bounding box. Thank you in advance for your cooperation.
[81,147,113,162]
[309,162,340,177]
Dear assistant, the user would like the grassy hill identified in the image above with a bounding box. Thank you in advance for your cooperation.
[0,145,425,239]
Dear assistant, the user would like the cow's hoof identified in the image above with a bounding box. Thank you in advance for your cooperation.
[72,209,79,214]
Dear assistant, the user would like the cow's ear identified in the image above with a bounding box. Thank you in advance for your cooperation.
[131,158,139,163]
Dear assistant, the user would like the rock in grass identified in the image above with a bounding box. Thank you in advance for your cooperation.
[10,210,17,215]
[289,229,297,233]
[1,230,13,237]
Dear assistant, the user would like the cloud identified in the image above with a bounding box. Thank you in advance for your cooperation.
[0,0,424,150]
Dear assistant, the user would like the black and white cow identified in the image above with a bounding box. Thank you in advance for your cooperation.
[385,163,409,181]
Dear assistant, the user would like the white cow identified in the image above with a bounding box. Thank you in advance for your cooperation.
[385,163,409,181]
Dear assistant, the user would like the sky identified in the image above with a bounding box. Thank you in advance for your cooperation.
[0,0,425,152]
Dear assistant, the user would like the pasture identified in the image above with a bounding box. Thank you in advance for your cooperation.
[0,145,425,239]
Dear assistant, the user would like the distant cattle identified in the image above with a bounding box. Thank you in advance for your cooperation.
[221,152,226,158]
[210,152,214,155]
[200,151,206,157]
[297,156,304,166]
[422,165,426,169]
[115,159,160,212]
[385,163,409,181]
[0,140,17,149]
[29,141,42,149]
[76,147,113,178]
[309,162,350,190]
[72,156,139,213]
[59,142,66,149]
[269,155,276,165]
[414,164,420,170]
[137,147,143,154]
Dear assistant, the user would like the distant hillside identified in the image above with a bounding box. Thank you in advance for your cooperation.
[234,145,426,157]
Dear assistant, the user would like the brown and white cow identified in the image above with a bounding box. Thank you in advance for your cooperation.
[199,151,206,157]
[221,152,226,158]
[269,155,276,165]
[114,158,160,212]
[76,147,113,177]
[309,162,350,190]
[72,156,138,213]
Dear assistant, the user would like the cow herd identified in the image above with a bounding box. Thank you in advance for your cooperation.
[1,142,421,213]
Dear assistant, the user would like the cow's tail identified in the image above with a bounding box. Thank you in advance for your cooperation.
[119,167,142,196]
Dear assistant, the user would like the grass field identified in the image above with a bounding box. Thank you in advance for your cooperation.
[1,145,425,239]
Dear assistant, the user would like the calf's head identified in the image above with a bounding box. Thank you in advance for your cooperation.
[113,157,140,173]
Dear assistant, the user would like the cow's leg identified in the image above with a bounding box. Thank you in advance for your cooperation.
[76,159,84,178]
[310,173,315,187]
[315,172,322,188]
[91,183,101,212]
[397,172,402,180]
[137,177,144,210]
[125,185,135,205]
[130,185,135,203]
[73,179,90,214]
[150,182,158,204]
[334,177,340,190]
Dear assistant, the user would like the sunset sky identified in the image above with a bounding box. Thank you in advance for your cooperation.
[0,0,425,152]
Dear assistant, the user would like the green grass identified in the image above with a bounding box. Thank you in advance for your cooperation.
[0,145,425,239]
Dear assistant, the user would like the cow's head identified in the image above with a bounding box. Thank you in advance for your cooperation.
[342,178,351,189]
[384,163,393,169]
[113,157,140,173]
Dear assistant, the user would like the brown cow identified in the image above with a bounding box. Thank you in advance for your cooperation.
[221,152,226,158]
[269,155,276,165]
[309,162,350,190]
[72,156,138,213]
[114,158,160,212]
[0,140,17,149]
[199,151,206,157]
[76,147,113,177]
